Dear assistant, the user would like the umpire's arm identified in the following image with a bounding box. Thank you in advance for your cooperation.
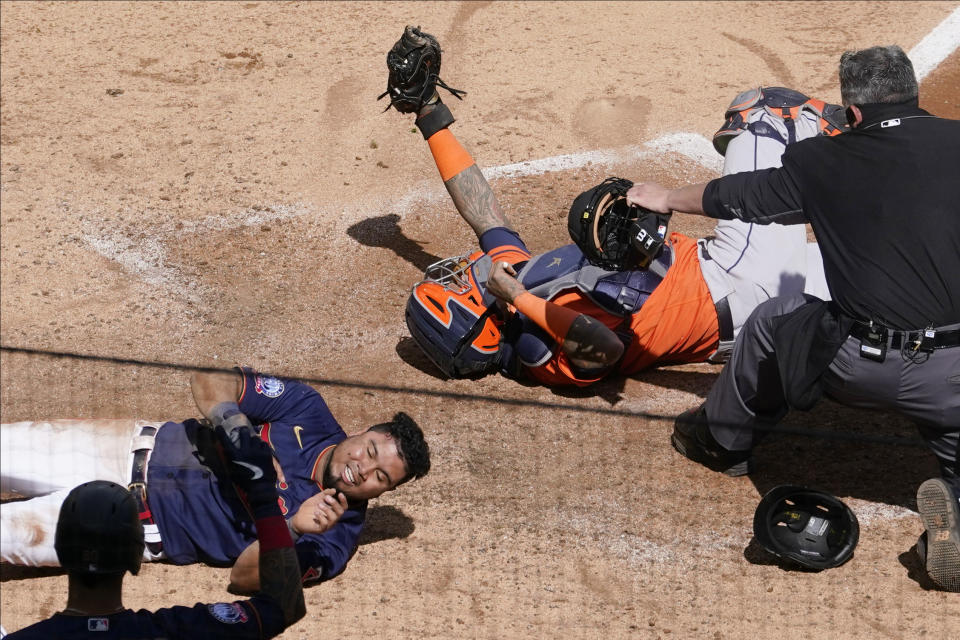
[626,165,806,226]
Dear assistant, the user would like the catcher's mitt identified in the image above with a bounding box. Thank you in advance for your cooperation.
[378,25,465,113]
[568,177,671,271]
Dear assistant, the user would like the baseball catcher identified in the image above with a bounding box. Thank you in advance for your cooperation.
[383,27,841,386]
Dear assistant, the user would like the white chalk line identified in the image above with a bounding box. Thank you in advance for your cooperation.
[80,132,721,303]
[910,6,960,82]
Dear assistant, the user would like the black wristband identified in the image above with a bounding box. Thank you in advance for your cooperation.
[416,101,455,140]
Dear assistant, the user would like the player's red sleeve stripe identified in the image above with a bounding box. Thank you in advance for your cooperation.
[311,444,336,488]
[488,246,530,264]
[259,422,273,448]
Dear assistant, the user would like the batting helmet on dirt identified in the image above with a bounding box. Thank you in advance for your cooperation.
[55,480,145,576]
[752,485,859,570]
[406,251,503,378]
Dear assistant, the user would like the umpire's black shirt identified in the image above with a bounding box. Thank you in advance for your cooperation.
[702,99,960,330]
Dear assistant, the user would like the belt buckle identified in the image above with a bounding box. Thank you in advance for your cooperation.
[127,481,147,502]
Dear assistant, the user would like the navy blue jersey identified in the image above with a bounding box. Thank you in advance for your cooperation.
[146,368,365,583]
[6,598,284,639]
[238,368,366,583]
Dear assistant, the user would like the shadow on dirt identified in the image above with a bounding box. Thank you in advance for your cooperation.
[744,401,937,510]
[546,374,628,406]
[395,337,449,380]
[357,505,415,545]
[0,564,66,582]
[347,214,442,272]
[897,542,942,591]
[742,537,824,572]
[397,329,936,511]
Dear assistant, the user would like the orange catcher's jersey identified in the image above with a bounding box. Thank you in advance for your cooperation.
[482,230,719,386]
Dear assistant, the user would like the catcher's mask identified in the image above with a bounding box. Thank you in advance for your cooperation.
[405,251,503,379]
[568,177,669,271]
[753,485,860,570]
[55,480,145,576]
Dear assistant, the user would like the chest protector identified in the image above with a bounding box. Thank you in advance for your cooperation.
[515,243,672,317]
[712,86,847,156]
[495,243,673,374]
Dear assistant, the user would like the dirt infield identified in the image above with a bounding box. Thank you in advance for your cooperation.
[2,2,959,638]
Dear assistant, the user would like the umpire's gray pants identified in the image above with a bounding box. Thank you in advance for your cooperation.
[704,294,960,489]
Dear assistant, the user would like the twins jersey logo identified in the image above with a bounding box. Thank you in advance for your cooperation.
[207,602,249,624]
[87,618,109,631]
[254,375,285,398]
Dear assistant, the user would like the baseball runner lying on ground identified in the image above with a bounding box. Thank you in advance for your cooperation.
[1,367,431,593]
[381,27,843,386]
[6,425,305,638]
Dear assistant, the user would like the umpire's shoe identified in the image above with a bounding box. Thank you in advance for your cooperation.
[916,478,960,592]
[671,404,753,477]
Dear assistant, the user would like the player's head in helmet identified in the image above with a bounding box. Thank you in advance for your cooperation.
[405,251,504,379]
[56,480,145,578]
[322,412,431,502]
[54,480,145,611]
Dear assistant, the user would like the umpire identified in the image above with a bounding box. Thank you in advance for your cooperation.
[626,44,960,591]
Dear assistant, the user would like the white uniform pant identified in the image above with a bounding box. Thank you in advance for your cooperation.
[700,108,830,361]
[1,419,163,567]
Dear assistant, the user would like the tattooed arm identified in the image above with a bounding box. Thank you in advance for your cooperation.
[444,164,513,238]
[417,103,514,239]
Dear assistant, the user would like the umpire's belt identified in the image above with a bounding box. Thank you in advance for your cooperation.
[849,321,960,350]
[129,423,163,555]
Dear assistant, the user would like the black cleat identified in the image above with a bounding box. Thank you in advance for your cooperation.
[671,404,754,477]
[916,478,960,592]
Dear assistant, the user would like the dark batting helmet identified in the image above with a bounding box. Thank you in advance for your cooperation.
[55,480,145,576]
[405,251,504,378]
[753,485,859,570]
